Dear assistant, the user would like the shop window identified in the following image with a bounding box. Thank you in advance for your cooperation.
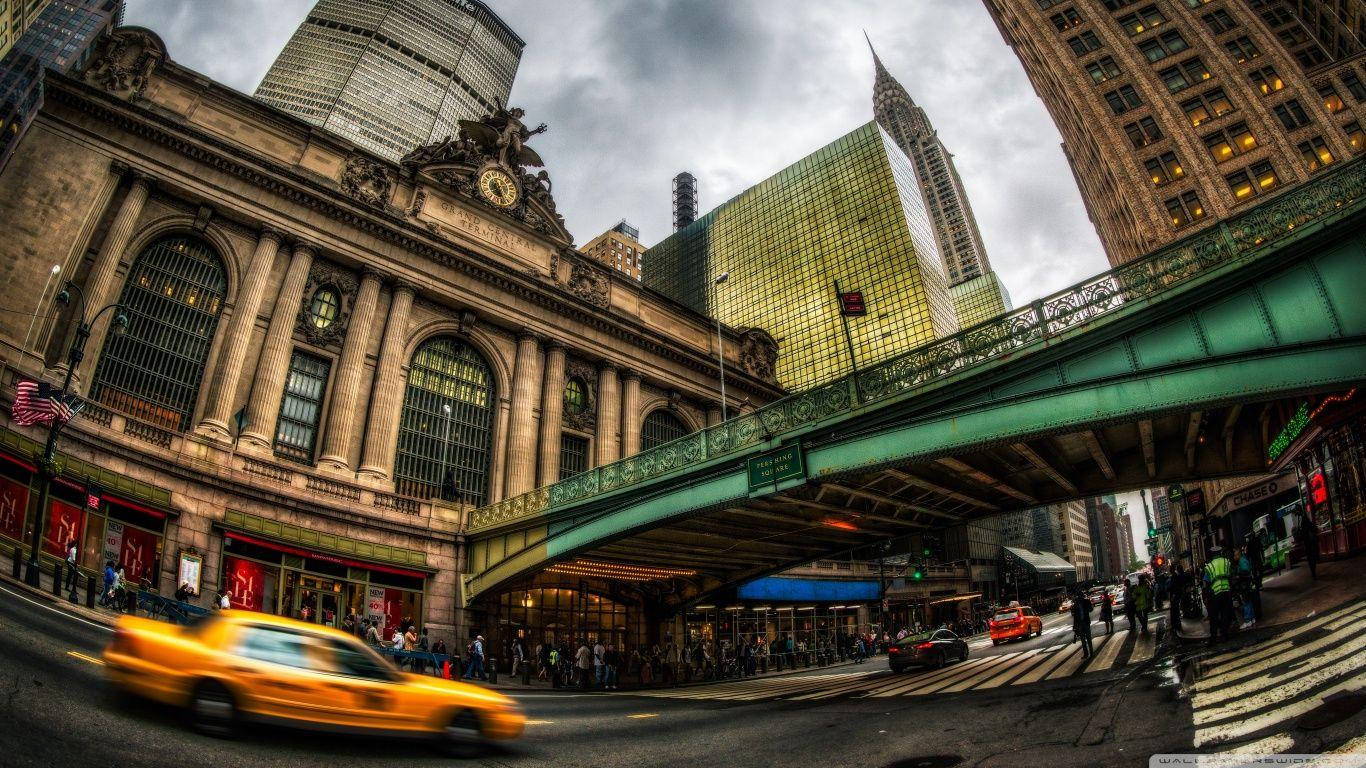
[1249,66,1283,95]
[1124,116,1163,148]
[1224,36,1261,63]
[1117,5,1165,36]
[1297,136,1335,172]
[1165,191,1206,227]
[274,350,329,464]
[641,409,688,451]
[1144,151,1184,186]
[1318,83,1346,113]
[1203,120,1256,162]
[559,433,588,480]
[90,236,226,432]
[1274,99,1311,130]
[394,336,494,502]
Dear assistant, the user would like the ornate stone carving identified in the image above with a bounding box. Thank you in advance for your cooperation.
[340,154,393,209]
[566,255,610,309]
[738,328,779,383]
[296,261,359,348]
[457,310,478,336]
[562,359,598,433]
[83,28,165,100]
[398,104,573,244]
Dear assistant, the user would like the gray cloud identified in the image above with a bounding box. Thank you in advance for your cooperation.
[124,0,1107,304]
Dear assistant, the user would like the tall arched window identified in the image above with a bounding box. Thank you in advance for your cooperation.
[91,235,226,431]
[640,409,688,451]
[394,336,494,502]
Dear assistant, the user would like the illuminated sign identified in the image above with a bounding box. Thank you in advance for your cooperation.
[1308,469,1328,507]
[839,291,867,316]
[1268,402,1310,461]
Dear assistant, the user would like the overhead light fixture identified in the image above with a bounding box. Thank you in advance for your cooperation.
[545,558,697,581]
[693,604,715,610]
[822,518,858,531]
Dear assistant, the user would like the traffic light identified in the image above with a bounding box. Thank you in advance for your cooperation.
[1153,555,1165,568]
[912,565,924,580]
[1148,527,1156,538]
[922,547,932,557]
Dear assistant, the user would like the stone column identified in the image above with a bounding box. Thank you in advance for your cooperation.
[197,228,282,438]
[503,331,544,497]
[620,371,642,457]
[317,268,382,470]
[357,281,416,482]
[595,362,620,466]
[76,173,151,390]
[239,242,314,449]
[537,342,566,486]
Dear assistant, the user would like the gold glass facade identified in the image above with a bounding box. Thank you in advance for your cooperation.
[950,272,1013,330]
[644,122,958,391]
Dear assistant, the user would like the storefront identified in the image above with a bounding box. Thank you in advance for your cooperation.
[1206,471,1302,557]
[1267,389,1366,558]
[487,584,647,655]
[217,529,429,641]
[0,446,170,587]
[684,604,868,655]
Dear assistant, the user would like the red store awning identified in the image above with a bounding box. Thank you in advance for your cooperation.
[222,529,430,580]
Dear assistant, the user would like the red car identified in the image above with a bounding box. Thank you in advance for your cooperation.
[988,606,1043,645]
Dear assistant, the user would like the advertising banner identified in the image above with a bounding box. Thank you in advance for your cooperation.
[0,475,29,541]
[103,520,123,568]
[224,556,265,611]
[366,585,386,629]
[384,588,405,639]
[44,499,84,557]
[178,552,203,596]
[119,524,158,585]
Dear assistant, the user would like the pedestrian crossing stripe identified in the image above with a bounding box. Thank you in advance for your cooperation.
[1191,598,1366,749]
[629,620,1160,703]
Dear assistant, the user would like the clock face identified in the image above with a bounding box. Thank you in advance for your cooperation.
[478,168,519,208]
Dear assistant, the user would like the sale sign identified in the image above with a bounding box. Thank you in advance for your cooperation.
[44,499,84,557]
[119,524,158,584]
[366,585,386,630]
[224,556,265,611]
[0,476,28,541]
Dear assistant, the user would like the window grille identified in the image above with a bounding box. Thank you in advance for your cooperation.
[640,409,688,451]
[559,433,588,480]
[394,336,493,502]
[91,236,226,431]
[274,350,330,463]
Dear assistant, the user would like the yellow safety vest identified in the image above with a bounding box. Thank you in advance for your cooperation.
[1204,556,1231,595]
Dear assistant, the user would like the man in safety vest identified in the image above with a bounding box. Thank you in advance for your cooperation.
[1203,545,1234,644]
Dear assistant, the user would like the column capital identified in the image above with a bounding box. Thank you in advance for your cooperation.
[257,226,285,246]
[288,238,319,256]
[544,338,567,354]
[360,265,387,283]
[109,158,130,177]
[516,328,543,346]
[620,368,642,382]
[126,171,153,191]
[598,360,619,374]
[391,278,418,297]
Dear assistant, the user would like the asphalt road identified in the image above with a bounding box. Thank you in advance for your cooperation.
[0,583,1205,768]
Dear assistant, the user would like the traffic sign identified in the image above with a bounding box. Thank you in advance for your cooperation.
[747,443,805,490]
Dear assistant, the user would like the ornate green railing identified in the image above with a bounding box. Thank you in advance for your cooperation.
[468,157,1366,533]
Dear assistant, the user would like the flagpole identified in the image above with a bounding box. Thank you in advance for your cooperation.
[23,282,125,587]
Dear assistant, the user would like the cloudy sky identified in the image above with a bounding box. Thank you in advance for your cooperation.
[123,0,1149,561]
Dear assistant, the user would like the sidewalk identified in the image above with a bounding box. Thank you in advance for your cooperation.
[0,558,122,630]
[1174,552,1366,642]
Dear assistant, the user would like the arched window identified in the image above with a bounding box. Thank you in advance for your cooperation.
[394,336,494,502]
[91,235,226,431]
[563,378,587,414]
[640,409,688,451]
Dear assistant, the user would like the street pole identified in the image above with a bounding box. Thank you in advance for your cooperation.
[439,403,452,499]
[712,273,729,422]
[24,282,126,586]
[833,280,862,401]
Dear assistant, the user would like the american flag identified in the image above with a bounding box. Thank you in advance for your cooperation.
[11,380,74,426]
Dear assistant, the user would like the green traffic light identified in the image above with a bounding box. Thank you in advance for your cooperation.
[922,548,931,556]
[1148,529,1156,537]
[912,570,923,580]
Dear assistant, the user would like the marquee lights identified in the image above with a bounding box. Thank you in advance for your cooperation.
[545,558,697,582]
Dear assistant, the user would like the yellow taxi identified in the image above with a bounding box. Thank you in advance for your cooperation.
[988,604,1043,645]
[103,611,524,754]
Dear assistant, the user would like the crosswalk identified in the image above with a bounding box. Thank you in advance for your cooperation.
[630,624,1159,703]
[1193,598,1366,749]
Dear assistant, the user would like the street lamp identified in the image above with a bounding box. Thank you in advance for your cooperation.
[711,272,729,422]
[24,281,127,586]
[438,403,453,501]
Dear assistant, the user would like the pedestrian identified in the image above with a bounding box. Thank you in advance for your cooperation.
[1295,515,1319,580]
[511,637,525,678]
[1122,581,1137,631]
[593,638,606,688]
[549,645,562,687]
[1070,589,1094,659]
[174,581,194,603]
[605,644,621,689]
[463,635,486,680]
[99,560,116,607]
[1100,592,1114,635]
[64,539,79,593]
[1134,576,1152,635]
[1203,545,1234,644]
[1169,566,1184,630]
[1235,547,1259,628]
[365,619,382,646]
[575,640,592,690]
[538,642,551,681]
[216,585,230,610]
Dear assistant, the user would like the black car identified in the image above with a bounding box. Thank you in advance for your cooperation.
[887,629,969,672]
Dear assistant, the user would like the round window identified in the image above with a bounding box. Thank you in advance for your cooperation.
[564,378,587,414]
[309,286,339,329]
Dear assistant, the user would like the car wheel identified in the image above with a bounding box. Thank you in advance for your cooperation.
[189,680,237,739]
[890,664,905,674]
[960,647,968,662]
[932,652,945,670]
[439,710,484,758]
[991,639,1001,646]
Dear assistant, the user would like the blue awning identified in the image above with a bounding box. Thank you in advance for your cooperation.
[737,577,879,602]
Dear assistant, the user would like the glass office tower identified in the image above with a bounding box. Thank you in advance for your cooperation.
[255,0,523,162]
[645,122,958,391]
[950,272,1013,330]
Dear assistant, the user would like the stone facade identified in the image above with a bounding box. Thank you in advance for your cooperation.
[0,27,780,647]
[984,0,1366,266]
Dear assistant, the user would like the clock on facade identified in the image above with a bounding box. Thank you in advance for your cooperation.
[477,167,519,208]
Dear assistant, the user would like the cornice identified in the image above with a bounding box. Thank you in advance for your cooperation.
[43,73,783,400]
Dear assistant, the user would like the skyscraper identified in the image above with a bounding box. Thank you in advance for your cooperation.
[870,36,994,286]
[0,0,122,171]
[582,220,645,280]
[644,122,958,391]
[0,1,55,61]
[255,0,523,162]
[983,0,1366,266]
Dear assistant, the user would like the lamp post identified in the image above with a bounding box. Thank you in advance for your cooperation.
[711,272,729,422]
[24,281,127,586]
[438,403,453,500]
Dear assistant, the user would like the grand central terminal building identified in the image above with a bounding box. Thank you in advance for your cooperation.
[0,27,783,646]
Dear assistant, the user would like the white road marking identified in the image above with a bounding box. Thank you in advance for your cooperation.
[0,584,114,633]
[1084,629,1129,674]
[1194,666,1366,748]
[1193,633,1366,725]
[1014,644,1080,685]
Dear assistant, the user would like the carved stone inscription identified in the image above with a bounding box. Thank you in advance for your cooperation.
[426,195,551,271]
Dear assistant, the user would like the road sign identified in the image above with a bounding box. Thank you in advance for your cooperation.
[747,443,804,490]
[838,291,867,316]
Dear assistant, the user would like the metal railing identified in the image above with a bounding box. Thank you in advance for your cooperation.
[469,157,1366,534]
